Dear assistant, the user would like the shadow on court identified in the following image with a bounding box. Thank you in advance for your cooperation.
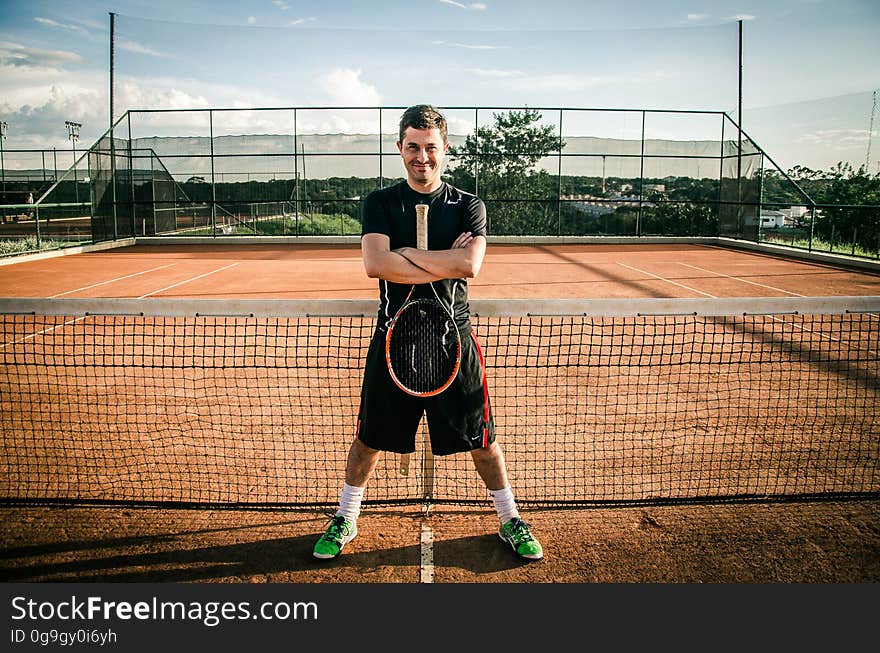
[0,536,528,582]
[0,534,413,582]
[0,508,531,582]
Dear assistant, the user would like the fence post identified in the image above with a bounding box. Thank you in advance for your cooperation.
[637,110,645,237]
[34,204,41,249]
[209,110,216,237]
[557,108,563,236]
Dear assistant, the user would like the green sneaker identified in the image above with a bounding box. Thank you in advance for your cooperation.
[499,517,543,560]
[313,515,357,560]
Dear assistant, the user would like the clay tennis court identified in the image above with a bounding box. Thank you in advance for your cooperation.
[1,240,879,582]
[1,241,879,300]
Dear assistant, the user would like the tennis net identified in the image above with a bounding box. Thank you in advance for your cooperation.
[1,296,878,508]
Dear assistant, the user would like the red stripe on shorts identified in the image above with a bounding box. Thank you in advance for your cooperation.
[471,332,490,448]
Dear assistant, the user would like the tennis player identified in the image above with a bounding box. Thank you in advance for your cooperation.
[313,104,543,561]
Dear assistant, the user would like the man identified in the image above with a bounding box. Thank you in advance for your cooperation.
[313,105,542,562]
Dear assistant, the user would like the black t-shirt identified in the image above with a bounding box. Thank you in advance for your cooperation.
[361,181,487,333]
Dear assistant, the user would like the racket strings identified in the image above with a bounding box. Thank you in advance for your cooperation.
[388,300,461,395]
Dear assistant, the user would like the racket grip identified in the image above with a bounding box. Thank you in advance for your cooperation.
[415,204,429,250]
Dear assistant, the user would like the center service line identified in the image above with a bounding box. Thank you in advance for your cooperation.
[420,522,434,584]
[138,263,240,299]
[616,262,717,298]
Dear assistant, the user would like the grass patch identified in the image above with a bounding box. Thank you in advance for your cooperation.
[761,233,879,259]
[0,237,80,257]
[178,213,362,237]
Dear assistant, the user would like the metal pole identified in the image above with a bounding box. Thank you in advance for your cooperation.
[66,121,82,205]
[301,143,308,224]
[0,121,5,210]
[637,110,645,237]
[109,13,118,239]
[128,114,135,234]
[737,19,744,239]
[557,108,563,235]
[474,108,481,231]
[109,14,114,134]
[718,114,726,237]
[757,153,765,244]
[293,108,299,235]
[209,110,216,236]
[378,107,383,187]
[34,204,41,249]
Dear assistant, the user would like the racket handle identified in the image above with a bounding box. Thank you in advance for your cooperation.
[415,204,429,250]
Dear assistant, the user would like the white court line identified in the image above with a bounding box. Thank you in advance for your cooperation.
[1,316,87,350]
[138,263,240,299]
[615,261,855,350]
[420,522,434,584]
[616,262,717,298]
[671,263,852,346]
[50,264,178,298]
[677,262,804,297]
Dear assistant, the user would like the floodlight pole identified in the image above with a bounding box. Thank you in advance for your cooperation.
[66,120,82,204]
[109,12,118,239]
[737,19,744,238]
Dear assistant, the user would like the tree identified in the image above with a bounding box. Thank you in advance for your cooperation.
[814,163,880,254]
[447,109,565,235]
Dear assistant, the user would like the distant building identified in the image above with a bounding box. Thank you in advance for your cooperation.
[562,193,649,217]
[758,210,786,228]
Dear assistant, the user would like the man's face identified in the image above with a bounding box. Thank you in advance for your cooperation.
[397,126,448,188]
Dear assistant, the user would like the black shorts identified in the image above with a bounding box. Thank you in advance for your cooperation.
[356,326,495,456]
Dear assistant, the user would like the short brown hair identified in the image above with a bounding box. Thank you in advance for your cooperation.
[398,104,448,144]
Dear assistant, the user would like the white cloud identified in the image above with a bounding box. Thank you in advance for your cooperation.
[0,41,85,68]
[437,0,488,9]
[449,42,507,50]
[247,16,257,25]
[33,17,87,34]
[795,128,874,149]
[0,67,105,149]
[509,73,609,92]
[117,80,210,112]
[466,68,524,78]
[273,0,290,9]
[117,39,167,58]
[686,13,708,21]
[288,17,317,26]
[316,68,381,106]
[505,70,672,94]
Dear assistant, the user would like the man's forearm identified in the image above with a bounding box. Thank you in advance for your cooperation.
[395,246,479,279]
[366,249,445,283]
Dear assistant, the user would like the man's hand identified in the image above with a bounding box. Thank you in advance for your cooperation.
[451,231,474,249]
[362,231,486,282]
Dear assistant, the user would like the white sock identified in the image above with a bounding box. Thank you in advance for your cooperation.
[489,486,520,525]
[336,482,365,523]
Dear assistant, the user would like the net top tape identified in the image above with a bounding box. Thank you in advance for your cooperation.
[1,296,878,319]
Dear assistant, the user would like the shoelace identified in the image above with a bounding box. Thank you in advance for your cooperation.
[321,515,349,542]
[507,518,534,544]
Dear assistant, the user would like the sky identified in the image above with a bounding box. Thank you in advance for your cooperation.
[1,0,878,173]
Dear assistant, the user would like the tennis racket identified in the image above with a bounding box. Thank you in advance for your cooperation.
[385,203,462,398]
